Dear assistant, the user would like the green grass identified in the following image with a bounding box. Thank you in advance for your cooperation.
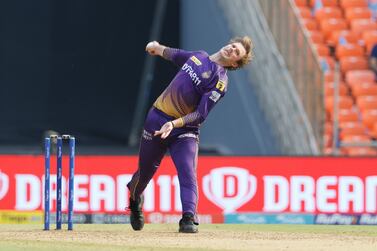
[1,224,377,251]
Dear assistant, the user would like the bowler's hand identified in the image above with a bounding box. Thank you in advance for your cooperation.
[154,121,174,139]
[146,41,160,55]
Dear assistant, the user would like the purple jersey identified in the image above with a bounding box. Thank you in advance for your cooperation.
[153,48,228,127]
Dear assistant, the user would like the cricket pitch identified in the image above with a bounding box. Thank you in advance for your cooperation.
[1,224,377,251]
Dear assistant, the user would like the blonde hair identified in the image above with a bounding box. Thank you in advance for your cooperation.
[226,36,254,71]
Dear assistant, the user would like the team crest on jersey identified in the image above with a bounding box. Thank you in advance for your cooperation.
[201,71,212,79]
[190,56,202,66]
[216,81,226,92]
[209,91,221,102]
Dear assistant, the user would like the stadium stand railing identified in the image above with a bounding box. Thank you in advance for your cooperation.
[217,0,320,155]
[258,0,325,152]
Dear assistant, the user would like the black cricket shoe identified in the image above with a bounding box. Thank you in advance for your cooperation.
[128,195,144,231]
[179,212,198,233]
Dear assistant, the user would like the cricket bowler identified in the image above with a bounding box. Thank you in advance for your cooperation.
[127,37,254,233]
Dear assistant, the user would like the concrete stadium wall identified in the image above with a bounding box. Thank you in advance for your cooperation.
[180,0,280,155]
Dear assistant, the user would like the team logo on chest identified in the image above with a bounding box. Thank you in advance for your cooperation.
[201,71,212,79]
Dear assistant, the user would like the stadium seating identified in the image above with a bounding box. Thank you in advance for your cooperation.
[324,81,348,96]
[341,0,369,8]
[346,70,375,84]
[315,7,343,21]
[350,19,377,36]
[351,82,377,96]
[363,30,377,52]
[297,7,313,18]
[361,109,377,129]
[293,0,377,155]
[357,96,377,111]
[320,18,348,39]
[336,44,364,59]
[328,30,359,45]
[373,122,377,137]
[315,44,331,56]
[339,56,368,73]
[302,18,319,30]
[309,31,325,43]
[310,0,338,7]
[345,7,372,22]
[339,121,367,139]
[295,0,309,7]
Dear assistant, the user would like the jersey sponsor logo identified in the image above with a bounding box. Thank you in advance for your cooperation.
[209,91,221,102]
[190,56,202,66]
[216,81,226,92]
[182,63,202,86]
[178,133,198,139]
[201,71,212,79]
[142,130,153,141]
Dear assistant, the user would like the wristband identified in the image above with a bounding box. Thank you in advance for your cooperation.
[170,121,175,128]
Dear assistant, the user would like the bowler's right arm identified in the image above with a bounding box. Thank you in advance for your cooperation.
[145,41,193,67]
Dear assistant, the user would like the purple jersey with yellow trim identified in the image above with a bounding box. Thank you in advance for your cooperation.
[153,48,228,127]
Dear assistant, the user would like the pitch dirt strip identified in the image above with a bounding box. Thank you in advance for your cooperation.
[1,224,377,251]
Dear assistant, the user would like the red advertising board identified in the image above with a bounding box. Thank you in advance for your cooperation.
[0,156,377,217]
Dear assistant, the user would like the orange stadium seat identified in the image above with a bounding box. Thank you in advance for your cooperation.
[309,31,325,43]
[315,44,330,56]
[321,56,336,70]
[343,134,371,141]
[328,30,360,45]
[362,31,377,53]
[345,7,372,21]
[350,19,377,35]
[336,43,364,59]
[325,71,335,82]
[310,0,338,7]
[346,70,375,85]
[315,7,343,22]
[340,56,368,73]
[325,96,353,112]
[301,18,319,30]
[352,82,377,96]
[357,96,377,111]
[297,7,313,18]
[332,108,359,122]
[325,81,348,96]
[346,147,377,156]
[339,122,366,136]
[295,0,309,7]
[362,109,377,129]
[320,18,348,39]
[348,79,376,89]
[340,0,368,8]
[341,135,372,155]
[372,122,377,137]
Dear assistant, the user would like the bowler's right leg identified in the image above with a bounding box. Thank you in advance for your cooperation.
[127,121,167,230]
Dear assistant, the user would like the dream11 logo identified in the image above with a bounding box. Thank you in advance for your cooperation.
[203,167,257,213]
[0,169,9,201]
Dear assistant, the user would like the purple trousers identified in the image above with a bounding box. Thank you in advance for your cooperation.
[128,107,199,215]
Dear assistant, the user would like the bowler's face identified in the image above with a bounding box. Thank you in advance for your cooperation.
[220,42,246,63]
